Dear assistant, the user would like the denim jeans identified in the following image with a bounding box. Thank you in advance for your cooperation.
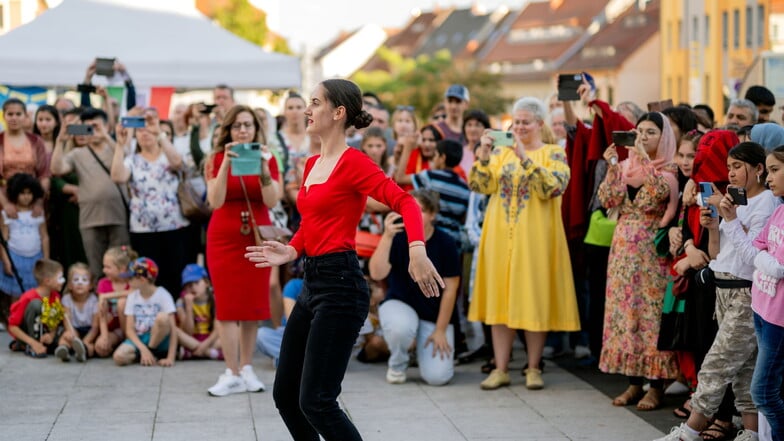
[273,251,369,441]
[379,299,454,386]
[751,312,784,441]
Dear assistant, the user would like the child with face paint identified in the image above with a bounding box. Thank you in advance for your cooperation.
[61,263,98,360]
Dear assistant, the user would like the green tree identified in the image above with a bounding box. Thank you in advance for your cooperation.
[353,48,511,120]
[211,0,291,54]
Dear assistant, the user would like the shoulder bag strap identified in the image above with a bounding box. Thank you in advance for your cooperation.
[239,177,264,246]
[85,146,130,210]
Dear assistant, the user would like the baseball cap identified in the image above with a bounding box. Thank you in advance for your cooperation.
[181,264,208,287]
[121,257,159,281]
[445,84,470,102]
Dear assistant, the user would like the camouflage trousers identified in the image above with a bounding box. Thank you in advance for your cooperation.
[691,272,758,417]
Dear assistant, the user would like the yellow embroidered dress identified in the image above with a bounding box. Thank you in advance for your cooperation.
[468,145,580,331]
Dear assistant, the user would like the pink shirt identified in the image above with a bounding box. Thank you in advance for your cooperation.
[752,205,784,327]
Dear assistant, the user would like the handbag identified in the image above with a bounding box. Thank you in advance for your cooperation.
[176,169,211,222]
[239,177,292,246]
[355,215,383,258]
[583,208,619,247]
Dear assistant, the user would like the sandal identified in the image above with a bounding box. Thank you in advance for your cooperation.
[481,359,496,374]
[636,389,663,411]
[700,420,736,441]
[612,386,644,406]
[672,398,692,419]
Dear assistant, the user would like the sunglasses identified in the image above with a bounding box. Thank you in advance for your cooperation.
[432,114,447,120]
[395,105,415,112]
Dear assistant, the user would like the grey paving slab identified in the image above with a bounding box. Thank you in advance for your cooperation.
[0,331,669,441]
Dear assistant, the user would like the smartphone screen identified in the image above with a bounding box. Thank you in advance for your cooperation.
[121,117,145,128]
[612,131,636,147]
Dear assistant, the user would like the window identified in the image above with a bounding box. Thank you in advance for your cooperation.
[667,77,673,98]
[722,12,728,49]
[759,5,765,46]
[677,76,683,101]
[705,74,710,103]
[693,16,698,42]
[678,19,684,48]
[704,14,710,46]
[734,9,740,49]
[746,6,753,47]
[667,21,672,50]
[608,86,614,106]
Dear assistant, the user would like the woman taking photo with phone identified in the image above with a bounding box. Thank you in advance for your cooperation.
[468,97,580,391]
[204,105,281,397]
[600,111,679,411]
[244,78,443,441]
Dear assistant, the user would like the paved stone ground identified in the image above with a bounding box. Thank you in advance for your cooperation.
[0,331,669,441]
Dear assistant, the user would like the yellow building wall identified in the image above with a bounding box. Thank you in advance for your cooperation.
[661,0,770,118]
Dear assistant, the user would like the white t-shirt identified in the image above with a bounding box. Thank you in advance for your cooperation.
[711,189,780,280]
[124,153,189,233]
[124,286,176,335]
[2,210,44,257]
[62,293,99,328]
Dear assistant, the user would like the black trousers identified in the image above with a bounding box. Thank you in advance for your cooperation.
[130,227,191,298]
[273,251,369,441]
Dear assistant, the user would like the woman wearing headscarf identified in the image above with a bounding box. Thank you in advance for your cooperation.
[599,112,679,411]
[750,122,784,152]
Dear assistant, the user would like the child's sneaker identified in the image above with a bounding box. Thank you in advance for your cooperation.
[208,369,246,397]
[240,365,266,392]
[386,368,406,384]
[72,339,87,362]
[55,345,70,362]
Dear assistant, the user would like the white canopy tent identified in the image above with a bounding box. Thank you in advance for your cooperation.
[0,0,301,89]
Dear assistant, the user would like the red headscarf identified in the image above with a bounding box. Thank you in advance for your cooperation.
[687,130,739,245]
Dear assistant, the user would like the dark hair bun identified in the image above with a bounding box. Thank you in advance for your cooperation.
[352,110,373,129]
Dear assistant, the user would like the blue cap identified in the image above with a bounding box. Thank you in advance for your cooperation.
[181,264,208,287]
[445,84,470,102]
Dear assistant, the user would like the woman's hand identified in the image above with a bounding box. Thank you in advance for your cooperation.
[383,212,404,238]
[683,179,697,206]
[425,329,452,359]
[673,258,692,276]
[116,125,130,148]
[632,129,649,160]
[408,246,445,298]
[718,190,739,222]
[685,242,710,269]
[668,227,683,255]
[699,207,719,230]
[145,112,161,137]
[476,130,493,162]
[603,143,619,166]
[245,242,297,268]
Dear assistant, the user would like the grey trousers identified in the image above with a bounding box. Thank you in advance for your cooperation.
[80,224,130,278]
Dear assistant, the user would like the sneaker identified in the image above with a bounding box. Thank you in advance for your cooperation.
[524,368,544,390]
[0,322,5,331]
[386,368,406,384]
[207,369,247,397]
[733,430,759,441]
[542,346,555,360]
[55,345,70,362]
[665,381,690,396]
[574,345,592,360]
[653,423,701,441]
[480,369,511,390]
[240,365,266,392]
[72,338,87,362]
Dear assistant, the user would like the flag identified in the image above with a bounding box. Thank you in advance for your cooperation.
[149,87,175,120]
[107,86,125,111]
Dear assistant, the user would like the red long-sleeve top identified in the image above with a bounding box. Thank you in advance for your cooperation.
[289,147,425,257]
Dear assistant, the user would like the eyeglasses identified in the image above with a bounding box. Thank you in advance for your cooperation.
[396,105,415,112]
[71,275,90,286]
[431,114,447,121]
[231,122,254,131]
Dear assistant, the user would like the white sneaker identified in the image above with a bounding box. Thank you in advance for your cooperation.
[55,345,70,362]
[386,368,406,384]
[72,338,87,362]
[574,345,592,360]
[0,322,6,331]
[208,369,247,397]
[542,346,555,360]
[653,424,700,441]
[734,430,759,441]
[665,380,690,396]
[240,365,266,392]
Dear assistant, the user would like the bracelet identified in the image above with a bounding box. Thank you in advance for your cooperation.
[260,174,273,186]
[409,241,425,249]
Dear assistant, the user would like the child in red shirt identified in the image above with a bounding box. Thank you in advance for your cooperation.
[8,259,84,361]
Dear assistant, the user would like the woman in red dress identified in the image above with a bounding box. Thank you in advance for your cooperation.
[245,79,444,440]
[204,105,280,397]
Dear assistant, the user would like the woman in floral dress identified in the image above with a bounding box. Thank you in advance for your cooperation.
[599,112,680,411]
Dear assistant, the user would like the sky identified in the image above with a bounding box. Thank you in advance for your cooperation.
[252,0,525,51]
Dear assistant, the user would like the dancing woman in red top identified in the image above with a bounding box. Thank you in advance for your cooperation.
[245,79,444,440]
